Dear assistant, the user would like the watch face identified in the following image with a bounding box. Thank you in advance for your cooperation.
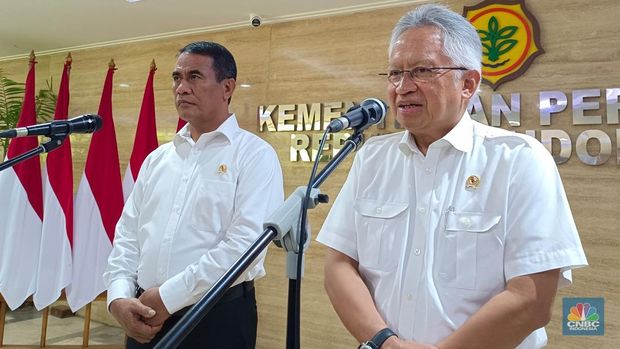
[359,344,373,349]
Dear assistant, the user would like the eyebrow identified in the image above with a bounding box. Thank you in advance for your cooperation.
[172,69,204,77]
[388,60,435,69]
[187,69,204,76]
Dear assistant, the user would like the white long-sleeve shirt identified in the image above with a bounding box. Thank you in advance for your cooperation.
[104,115,284,314]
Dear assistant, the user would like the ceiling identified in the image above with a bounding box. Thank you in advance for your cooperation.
[0,0,419,61]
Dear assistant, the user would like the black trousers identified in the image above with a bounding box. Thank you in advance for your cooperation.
[126,282,257,349]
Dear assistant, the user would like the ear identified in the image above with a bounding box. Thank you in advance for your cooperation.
[461,70,481,99]
[222,78,236,102]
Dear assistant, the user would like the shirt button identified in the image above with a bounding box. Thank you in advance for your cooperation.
[414,248,421,256]
[376,207,382,214]
[407,293,413,301]
[459,217,472,228]
[417,207,426,215]
[425,168,432,174]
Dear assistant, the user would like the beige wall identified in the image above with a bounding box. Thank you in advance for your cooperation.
[1,1,618,348]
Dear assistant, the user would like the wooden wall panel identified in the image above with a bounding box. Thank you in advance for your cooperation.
[1,1,618,348]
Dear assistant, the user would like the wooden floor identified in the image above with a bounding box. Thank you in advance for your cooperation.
[0,299,123,348]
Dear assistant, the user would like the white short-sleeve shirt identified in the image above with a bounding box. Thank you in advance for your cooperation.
[317,112,587,348]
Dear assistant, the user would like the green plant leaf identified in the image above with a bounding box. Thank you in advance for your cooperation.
[36,78,57,122]
[0,69,25,123]
[497,26,518,40]
[488,16,499,34]
[477,29,491,41]
[0,70,25,157]
[481,43,492,56]
[497,39,518,56]
[0,69,57,157]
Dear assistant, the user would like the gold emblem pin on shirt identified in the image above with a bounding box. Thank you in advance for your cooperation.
[217,164,227,174]
[465,175,480,189]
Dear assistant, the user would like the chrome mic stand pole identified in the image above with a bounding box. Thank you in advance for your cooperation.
[0,134,68,172]
[154,128,365,349]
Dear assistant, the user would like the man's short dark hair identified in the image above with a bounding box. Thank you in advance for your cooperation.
[178,41,237,82]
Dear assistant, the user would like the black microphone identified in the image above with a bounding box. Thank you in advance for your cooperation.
[0,114,103,138]
[328,98,388,133]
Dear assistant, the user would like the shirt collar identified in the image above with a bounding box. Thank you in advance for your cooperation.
[441,111,473,153]
[173,113,239,147]
[398,111,474,155]
[398,131,418,155]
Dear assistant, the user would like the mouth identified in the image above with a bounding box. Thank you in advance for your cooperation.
[398,102,423,111]
[177,100,194,107]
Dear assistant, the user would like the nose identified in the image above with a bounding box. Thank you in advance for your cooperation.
[395,73,419,94]
[174,80,191,95]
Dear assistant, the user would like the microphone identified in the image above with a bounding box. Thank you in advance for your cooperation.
[0,114,103,138]
[328,98,387,133]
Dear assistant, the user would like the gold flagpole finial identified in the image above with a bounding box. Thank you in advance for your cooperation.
[108,58,116,69]
[150,59,157,72]
[65,53,73,69]
[28,50,36,64]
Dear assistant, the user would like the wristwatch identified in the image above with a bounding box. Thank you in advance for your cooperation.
[358,328,397,349]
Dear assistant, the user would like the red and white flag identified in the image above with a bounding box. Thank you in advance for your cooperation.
[176,117,187,132]
[0,52,43,310]
[67,60,123,311]
[34,54,73,310]
[122,60,158,200]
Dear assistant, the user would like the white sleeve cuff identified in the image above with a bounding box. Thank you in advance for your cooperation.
[159,272,195,314]
[107,278,137,311]
[505,248,588,286]
[316,229,359,262]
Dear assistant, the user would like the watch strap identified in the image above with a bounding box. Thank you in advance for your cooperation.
[358,327,397,349]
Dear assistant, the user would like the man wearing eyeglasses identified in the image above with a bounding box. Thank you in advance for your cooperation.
[317,4,587,349]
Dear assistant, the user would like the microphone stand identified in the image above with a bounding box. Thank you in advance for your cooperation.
[0,134,68,172]
[154,128,365,349]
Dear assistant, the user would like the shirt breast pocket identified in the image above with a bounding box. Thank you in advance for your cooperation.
[354,200,408,272]
[191,180,237,233]
[436,211,502,290]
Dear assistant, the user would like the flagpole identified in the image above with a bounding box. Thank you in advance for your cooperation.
[0,50,43,310]
[67,58,123,312]
[34,51,75,311]
[123,60,158,201]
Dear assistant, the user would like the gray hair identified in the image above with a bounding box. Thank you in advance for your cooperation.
[389,4,482,73]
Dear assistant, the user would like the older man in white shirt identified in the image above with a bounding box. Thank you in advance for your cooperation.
[104,41,283,349]
[317,5,587,349]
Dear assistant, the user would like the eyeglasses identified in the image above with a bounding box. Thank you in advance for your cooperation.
[379,67,468,86]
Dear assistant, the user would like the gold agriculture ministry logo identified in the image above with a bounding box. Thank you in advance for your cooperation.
[463,0,544,89]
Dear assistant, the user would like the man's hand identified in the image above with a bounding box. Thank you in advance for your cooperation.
[109,298,162,344]
[139,287,171,327]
